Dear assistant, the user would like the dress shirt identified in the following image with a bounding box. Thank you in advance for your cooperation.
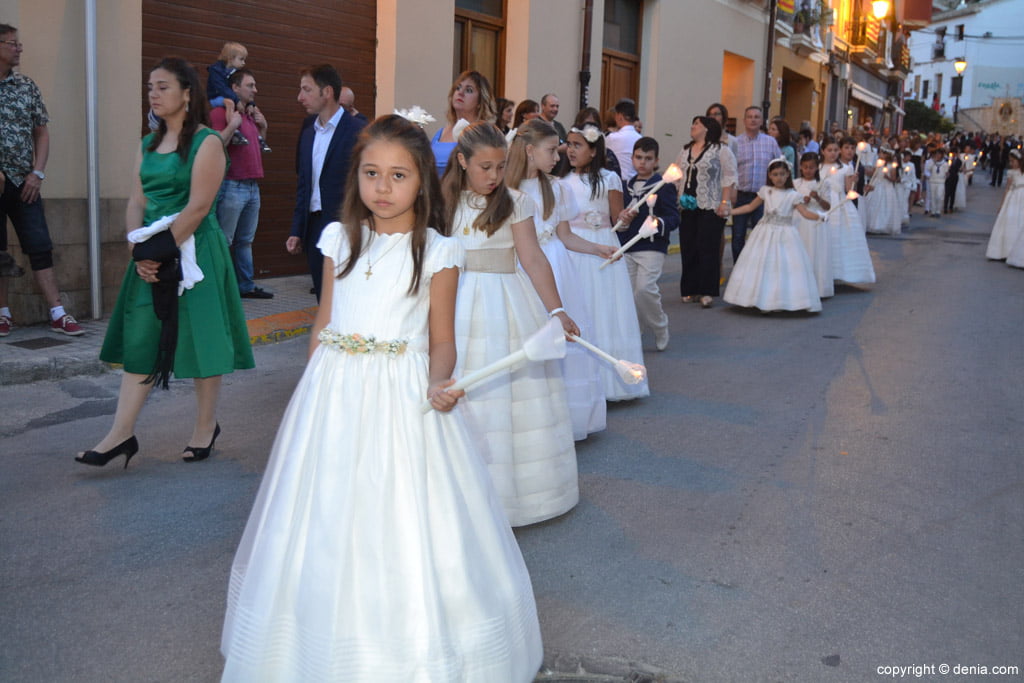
[735,131,781,193]
[310,107,345,212]
[606,124,642,181]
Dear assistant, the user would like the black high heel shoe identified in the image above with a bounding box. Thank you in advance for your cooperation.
[75,436,139,469]
[182,423,221,463]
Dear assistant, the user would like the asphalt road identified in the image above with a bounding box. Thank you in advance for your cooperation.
[1,182,1021,682]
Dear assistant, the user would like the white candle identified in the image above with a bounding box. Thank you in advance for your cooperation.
[568,334,647,385]
[822,190,859,219]
[610,163,683,232]
[599,216,660,269]
[421,319,566,412]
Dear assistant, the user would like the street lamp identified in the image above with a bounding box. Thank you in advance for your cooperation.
[872,1,889,19]
[953,57,967,125]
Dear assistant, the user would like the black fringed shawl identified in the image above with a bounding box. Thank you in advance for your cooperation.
[132,231,181,389]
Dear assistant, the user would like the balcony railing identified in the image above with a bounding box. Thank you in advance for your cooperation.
[847,17,880,56]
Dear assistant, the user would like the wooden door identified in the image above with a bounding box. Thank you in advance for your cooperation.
[142,0,377,277]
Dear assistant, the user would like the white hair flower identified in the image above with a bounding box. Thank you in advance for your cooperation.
[451,118,471,141]
[393,105,436,128]
[570,125,603,144]
[505,127,518,145]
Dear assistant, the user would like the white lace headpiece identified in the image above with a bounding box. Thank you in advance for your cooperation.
[570,125,603,144]
[393,105,436,128]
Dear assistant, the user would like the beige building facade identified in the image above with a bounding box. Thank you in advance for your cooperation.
[4,0,775,320]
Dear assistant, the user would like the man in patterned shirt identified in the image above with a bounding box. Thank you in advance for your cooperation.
[0,24,83,336]
[730,106,781,264]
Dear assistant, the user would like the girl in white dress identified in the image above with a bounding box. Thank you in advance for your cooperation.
[862,149,903,236]
[558,124,649,401]
[441,121,580,527]
[723,158,824,313]
[221,116,543,682]
[505,119,616,440]
[793,152,834,298]
[987,150,1024,262]
[827,140,877,284]
[954,147,973,210]
[898,150,919,226]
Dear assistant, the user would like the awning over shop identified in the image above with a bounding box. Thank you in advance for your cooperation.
[850,83,886,109]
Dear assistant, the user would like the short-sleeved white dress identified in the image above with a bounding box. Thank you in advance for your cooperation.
[453,189,579,527]
[987,169,1024,262]
[558,169,649,401]
[722,186,823,312]
[221,223,543,682]
[824,162,876,284]
[862,166,903,236]
[518,176,607,440]
[793,177,834,298]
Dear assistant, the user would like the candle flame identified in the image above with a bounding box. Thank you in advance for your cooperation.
[857,142,868,151]
[662,164,683,183]
[846,190,859,199]
[876,159,885,167]
[614,360,647,385]
[645,193,657,209]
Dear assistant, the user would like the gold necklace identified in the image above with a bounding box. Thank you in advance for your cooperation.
[362,233,405,279]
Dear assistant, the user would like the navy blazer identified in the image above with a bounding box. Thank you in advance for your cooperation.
[291,110,366,241]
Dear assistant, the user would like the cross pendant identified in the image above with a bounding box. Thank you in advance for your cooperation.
[364,265,372,279]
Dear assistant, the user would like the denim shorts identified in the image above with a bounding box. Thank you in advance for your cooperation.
[0,179,54,254]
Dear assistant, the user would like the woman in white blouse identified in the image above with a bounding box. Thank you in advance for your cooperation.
[674,116,738,308]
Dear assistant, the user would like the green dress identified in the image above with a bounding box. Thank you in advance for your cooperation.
[101,128,255,378]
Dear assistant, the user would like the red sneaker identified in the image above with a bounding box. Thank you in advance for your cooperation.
[51,313,85,336]
[0,314,11,337]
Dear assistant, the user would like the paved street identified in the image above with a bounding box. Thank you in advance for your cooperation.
[1,182,1021,682]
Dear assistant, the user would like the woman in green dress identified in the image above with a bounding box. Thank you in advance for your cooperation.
[75,57,254,469]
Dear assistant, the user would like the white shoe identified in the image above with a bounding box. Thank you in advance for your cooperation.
[655,327,670,351]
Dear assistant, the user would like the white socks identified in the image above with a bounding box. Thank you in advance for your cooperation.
[50,305,66,321]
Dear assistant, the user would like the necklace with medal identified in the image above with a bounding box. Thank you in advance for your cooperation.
[460,192,488,235]
[362,229,405,279]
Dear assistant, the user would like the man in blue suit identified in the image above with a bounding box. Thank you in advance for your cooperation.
[287,64,366,300]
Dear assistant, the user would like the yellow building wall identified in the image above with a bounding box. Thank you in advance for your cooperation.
[4,0,141,321]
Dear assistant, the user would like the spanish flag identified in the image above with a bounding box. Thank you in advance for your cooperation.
[779,0,795,13]
[866,17,880,43]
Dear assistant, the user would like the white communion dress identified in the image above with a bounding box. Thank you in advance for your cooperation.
[558,170,649,401]
[862,166,903,236]
[518,176,606,440]
[723,186,823,313]
[453,189,579,527]
[221,223,543,682]
[793,177,835,298]
[986,169,1024,261]
[824,162,876,284]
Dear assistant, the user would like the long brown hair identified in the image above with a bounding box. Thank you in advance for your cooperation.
[567,124,608,200]
[504,119,558,221]
[146,57,209,162]
[337,115,446,294]
[446,70,497,125]
[440,121,514,237]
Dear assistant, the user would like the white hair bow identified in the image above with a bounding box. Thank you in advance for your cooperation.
[393,105,436,128]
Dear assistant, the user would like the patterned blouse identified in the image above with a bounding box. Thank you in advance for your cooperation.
[0,71,49,185]
[673,143,738,211]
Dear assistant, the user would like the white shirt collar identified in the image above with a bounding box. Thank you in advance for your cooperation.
[314,106,345,134]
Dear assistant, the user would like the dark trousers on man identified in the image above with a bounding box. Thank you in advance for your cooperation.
[304,210,330,301]
[730,190,764,264]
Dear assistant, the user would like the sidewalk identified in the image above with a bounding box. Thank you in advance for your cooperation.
[0,274,317,385]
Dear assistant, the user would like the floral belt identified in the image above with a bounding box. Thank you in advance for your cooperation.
[318,329,409,356]
[679,194,698,211]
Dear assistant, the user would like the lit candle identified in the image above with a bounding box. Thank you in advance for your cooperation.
[610,164,683,232]
[822,190,860,220]
[421,318,566,412]
[568,334,647,385]
[600,216,660,269]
